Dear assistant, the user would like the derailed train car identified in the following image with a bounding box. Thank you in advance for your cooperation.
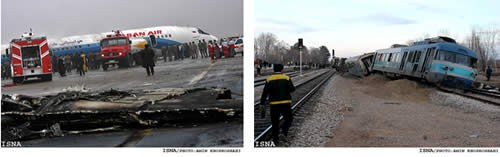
[346,36,479,89]
[344,53,375,77]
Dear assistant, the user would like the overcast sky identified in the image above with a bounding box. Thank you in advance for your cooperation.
[1,0,243,45]
[255,0,500,58]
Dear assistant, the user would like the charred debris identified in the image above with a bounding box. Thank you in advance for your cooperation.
[1,87,242,141]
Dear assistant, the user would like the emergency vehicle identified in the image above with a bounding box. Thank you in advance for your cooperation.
[99,30,157,70]
[10,32,52,84]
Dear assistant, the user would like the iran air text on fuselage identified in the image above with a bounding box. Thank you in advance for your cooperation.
[123,30,162,37]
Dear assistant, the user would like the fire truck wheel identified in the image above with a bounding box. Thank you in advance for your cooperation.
[128,54,134,67]
[42,75,52,81]
[103,64,108,71]
[12,77,23,84]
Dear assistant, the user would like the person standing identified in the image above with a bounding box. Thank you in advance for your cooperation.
[162,45,168,62]
[222,39,229,58]
[64,54,71,73]
[192,42,198,59]
[260,64,295,144]
[229,38,235,57]
[95,52,102,70]
[76,52,87,76]
[255,59,261,76]
[51,55,58,73]
[57,56,66,77]
[208,40,215,62]
[168,44,175,61]
[487,66,493,81]
[184,43,191,59]
[87,52,95,70]
[202,39,208,58]
[71,53,79,72]
[177,43,182,60]
[141,44,155,76]
[197,40,202,58]
[220,40,225,58]
[214,40,221,59]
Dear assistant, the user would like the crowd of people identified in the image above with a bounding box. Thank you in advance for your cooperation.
[47,37,240,77]
[52,52,93,77]
[160,38,239,64]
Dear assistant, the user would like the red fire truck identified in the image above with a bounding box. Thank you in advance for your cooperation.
[99,30,156,71]
[10,32,52,84]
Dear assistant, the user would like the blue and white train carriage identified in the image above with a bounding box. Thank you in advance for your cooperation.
[371,36,478,89]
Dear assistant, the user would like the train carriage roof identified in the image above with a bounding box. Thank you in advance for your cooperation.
[376,40,478,59]
[433,42,478,59]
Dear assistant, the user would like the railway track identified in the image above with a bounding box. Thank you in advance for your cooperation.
[254,70,330,106]
[437,86,500,106]
[254,70,335,142]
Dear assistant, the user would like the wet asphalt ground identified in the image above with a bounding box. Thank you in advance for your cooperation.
[1,55,243,147]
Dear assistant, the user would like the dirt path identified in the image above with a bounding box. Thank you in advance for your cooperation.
[326,74,500,147]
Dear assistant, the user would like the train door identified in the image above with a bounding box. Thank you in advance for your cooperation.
[411,51,421,75]
[420,48,433,73]
[399,51,407,71]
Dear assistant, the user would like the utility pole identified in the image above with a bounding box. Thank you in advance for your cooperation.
[298,38,303,76]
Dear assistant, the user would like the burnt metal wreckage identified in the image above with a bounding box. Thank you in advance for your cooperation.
[1,87,243,141]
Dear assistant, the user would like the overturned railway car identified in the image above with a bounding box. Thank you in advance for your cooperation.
[369,36,478,89]
[345,53,375,77]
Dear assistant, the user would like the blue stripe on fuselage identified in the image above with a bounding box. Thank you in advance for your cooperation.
[53,43,101,56]
[149,38,181,49]
[52,38,181,56]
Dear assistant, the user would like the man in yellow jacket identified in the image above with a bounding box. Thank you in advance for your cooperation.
[78,52,87,76]
[260,64,296,144]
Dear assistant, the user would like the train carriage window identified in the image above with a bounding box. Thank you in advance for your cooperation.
[471,58,477,68]
[415,51,421,62]
[388,53,392,62]
[79,45,82,48]
[439,50,455,63]
[408,51,414,62]
[456,53,470,66]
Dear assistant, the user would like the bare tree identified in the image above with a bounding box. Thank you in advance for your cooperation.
[255,32,331,67]
[481,27,497,72]
[464,27,498,72]
[464,28,485,71]
[254,33,277,61]
[319,45,331,66]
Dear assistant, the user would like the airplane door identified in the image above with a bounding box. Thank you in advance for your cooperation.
[149,35,157,47]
